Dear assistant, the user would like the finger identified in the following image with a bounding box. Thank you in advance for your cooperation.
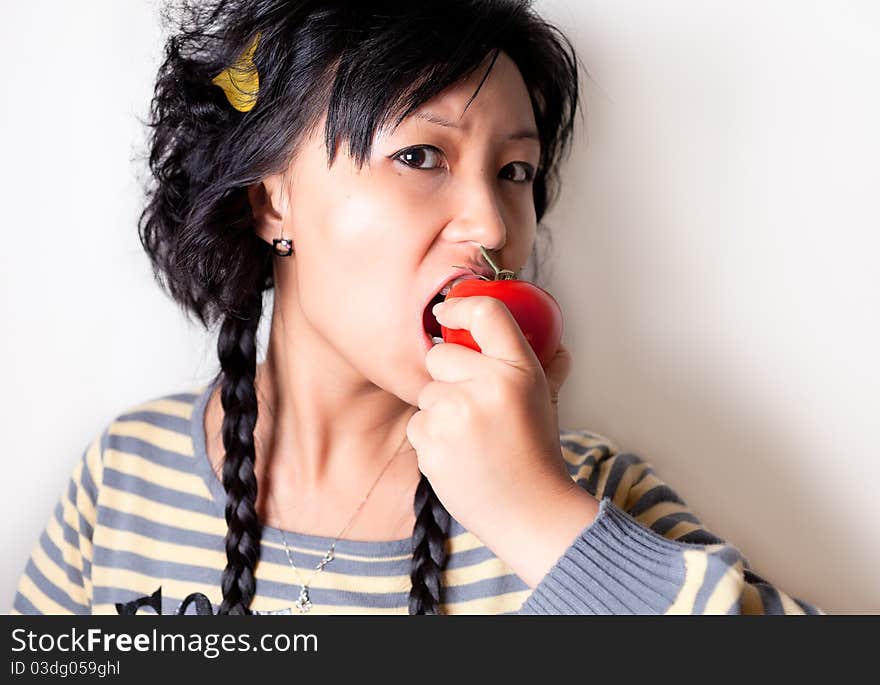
[433,296,537,371]
[425,338,498,383]
[541,341,573,402]
[416,379,450,410]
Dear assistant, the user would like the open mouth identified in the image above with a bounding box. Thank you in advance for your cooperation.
[420,269,492,347]
[423,290,445,340]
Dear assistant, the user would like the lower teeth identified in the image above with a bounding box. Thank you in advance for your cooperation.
[431,336,444,345]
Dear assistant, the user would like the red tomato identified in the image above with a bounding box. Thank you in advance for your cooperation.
[441,278,563,369]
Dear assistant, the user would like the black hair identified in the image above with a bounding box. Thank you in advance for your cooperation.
[138,0,584,615]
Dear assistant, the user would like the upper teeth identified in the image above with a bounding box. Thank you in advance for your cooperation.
[440,276,474,296]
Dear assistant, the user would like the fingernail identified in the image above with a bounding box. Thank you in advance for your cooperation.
[432,301,446,317]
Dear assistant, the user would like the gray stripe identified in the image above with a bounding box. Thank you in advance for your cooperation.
[102,468,217,516]
[601,452,645,500]
[627,484,686,518]
[115,410,192,434]
[13,591,43,615]
[756,582,785,614]
[38,529,86,590]
[443,572,529,603]
[443,544,501,569]
[631,465,653,487]
[162,390,201,403]
[105,434,195,467]
[79,449,99,504]
[675,529,726,546]
[98,507,222,550]
[794,597,821,615]
[54,501,85,555]
[63,481,94,541]
[692,545,741,613]
[89,518,505,580]
[650,511,702,536]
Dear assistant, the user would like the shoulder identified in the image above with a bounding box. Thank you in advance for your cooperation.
[105,383,210,452]
[87,382,213,491]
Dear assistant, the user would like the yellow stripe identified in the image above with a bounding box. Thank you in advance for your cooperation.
[779,590,807,615]
[594,458,613,499]
[84,435,104,505]
[95,529,516,596]
[261,538,412,563]
[104,449,213,500]
[90,568,409,616]
[59,485,93,565]
[444,588,532,615]
[622,471,664,508]
[45,515,84,574]
[91,566,221,606]
[442,556,515,587]
[562,430,620,453]
[666,549,708,614]
[447,529,488,554]
[94,588,531,616]
[702,556,744,614]
[108,420,194,457]
[612,461,649,509]
[92,600,407,616]
[665,520,703,541]
[259,565,410,595]
[15,574,75,615]
[569,463,596,484]
[128,398,195,421]
[634,500,694,530]
[740,582,763,614]
[560,433,619,467]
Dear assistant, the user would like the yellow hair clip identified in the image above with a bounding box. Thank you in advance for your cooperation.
[211,32,261,113]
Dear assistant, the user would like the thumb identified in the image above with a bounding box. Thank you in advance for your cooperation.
[542,341,573,406]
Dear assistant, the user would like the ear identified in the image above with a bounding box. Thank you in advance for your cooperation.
[247,173,289,247]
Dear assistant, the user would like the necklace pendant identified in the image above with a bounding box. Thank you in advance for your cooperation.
[294,587,312,613]
[318,551,334,570]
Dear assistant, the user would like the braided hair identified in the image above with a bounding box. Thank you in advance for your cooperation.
[138,0,583,615]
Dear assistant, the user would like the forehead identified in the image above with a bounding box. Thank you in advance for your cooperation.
[397,51,537,135]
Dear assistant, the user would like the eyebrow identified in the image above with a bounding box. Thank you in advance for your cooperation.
[411,111,540,142]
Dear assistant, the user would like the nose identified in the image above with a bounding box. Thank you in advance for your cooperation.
[444,174,508,252]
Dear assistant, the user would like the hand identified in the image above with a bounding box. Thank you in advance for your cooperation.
[406,295,584,578]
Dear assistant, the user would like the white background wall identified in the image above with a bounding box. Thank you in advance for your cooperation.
[1,1,877,613]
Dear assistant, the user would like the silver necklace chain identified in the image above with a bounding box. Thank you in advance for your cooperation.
[270,434,409,613]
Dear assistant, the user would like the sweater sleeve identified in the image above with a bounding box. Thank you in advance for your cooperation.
[10,432,104,615]
[517,430,825,615]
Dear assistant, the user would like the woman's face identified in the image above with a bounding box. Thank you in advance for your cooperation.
[267,51,541,406]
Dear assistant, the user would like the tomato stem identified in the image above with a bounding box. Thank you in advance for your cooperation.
[450,245,519,282]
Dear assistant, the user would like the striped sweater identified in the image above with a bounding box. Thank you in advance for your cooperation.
[11,379,824,615]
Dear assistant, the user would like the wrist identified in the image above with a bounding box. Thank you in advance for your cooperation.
[483,478,601,589]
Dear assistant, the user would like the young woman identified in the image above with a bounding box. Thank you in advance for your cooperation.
[13,0,823,615]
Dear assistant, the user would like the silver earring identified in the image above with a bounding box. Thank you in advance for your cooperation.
[272,237,293,257]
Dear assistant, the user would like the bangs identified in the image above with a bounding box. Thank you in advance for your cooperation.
[318,0,571,175]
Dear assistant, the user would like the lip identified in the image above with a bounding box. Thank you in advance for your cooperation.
[418,264,497,353]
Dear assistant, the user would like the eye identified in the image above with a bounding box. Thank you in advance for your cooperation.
[392,145,445,170]
[500,162,536,184]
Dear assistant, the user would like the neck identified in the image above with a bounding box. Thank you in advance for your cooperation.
[242,297,420,537]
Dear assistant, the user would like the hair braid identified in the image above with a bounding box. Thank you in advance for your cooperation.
[216,290,264,615]
[409,473,450,614]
